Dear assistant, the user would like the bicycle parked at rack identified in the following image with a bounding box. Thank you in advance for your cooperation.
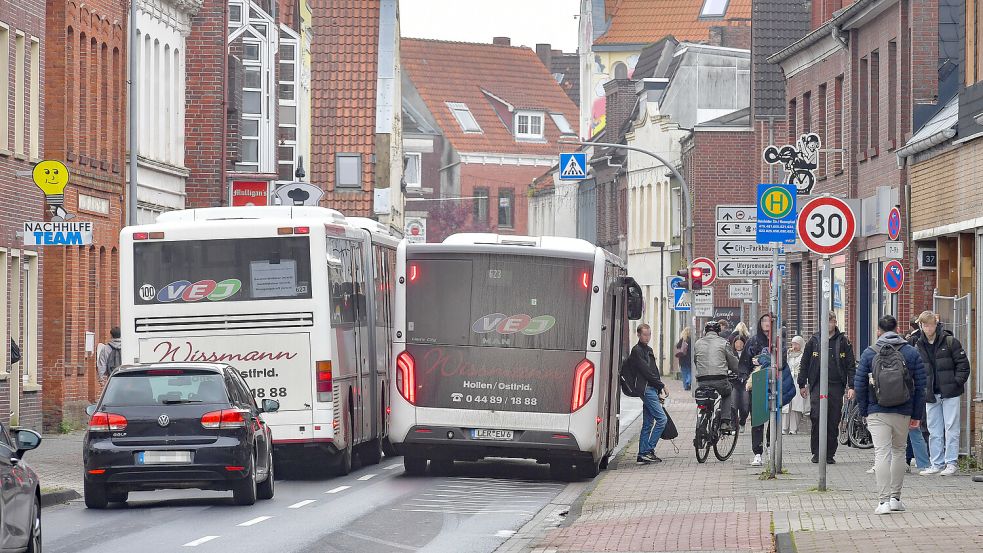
[838,395,873,449]
[693,382,740,463]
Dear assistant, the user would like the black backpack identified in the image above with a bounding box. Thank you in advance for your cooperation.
[106,344,123,376]
[871,344,913,407]
[619,358,642,398]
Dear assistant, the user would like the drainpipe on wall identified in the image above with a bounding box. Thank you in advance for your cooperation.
[220,0,229,206]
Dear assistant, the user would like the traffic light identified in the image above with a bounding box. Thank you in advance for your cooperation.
[690,266,704,291]
[675,268,691,290]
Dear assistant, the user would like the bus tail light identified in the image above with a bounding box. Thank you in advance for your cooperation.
[317,361,333,402]
[581,271,591,289]
[201,409,247,429]
[408,264,420,283]
[395,351,416,405]
[88,412,128,432]
[571,360,595,412]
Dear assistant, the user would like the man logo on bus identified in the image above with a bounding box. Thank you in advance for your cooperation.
[155,278,242,303]
[471,313,556,336]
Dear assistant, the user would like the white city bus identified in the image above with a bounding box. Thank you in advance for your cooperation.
[390,233,643,480]
[120,206,398,474]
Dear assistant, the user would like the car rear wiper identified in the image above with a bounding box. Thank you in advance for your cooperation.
[161,399,203,405]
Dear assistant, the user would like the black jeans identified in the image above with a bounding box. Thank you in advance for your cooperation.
[810,385,844,459]
[732,380,750,426]
[752,422,771,455]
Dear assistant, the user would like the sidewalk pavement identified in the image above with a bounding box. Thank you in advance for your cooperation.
[518,379,983,553]
[30,430,84,503]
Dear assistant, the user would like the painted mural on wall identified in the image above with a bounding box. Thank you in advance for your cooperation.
[590,52,639,136]
[762,133,821,195]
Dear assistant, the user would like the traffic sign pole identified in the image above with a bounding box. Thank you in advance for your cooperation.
[818,257,831,491]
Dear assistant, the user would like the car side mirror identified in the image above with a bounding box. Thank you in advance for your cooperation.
[13,429,41,457]
[85,405,97,417]
[261,399,280,413]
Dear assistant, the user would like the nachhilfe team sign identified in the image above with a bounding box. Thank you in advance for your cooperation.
[23,221,93,246]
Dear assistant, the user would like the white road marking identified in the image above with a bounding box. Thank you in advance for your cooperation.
[357,473,377,481]
[496,530,517,538]
[288,500,317,509]
[384,463,402,470]
[237,516,273,527]
[183,536,220,547]
[325,485,351,494]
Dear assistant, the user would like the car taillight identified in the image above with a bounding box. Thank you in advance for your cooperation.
[89,412,128,432]
[317,360,333,402]
[201,409,247,429]
[571,359,595,412]
[395,351,416,405]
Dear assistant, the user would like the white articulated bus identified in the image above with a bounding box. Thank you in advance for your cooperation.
[390,233,643,480]
[120,206,398,474]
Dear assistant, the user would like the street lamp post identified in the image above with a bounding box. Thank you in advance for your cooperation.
[651,241,666,371]
[559,137,696,377]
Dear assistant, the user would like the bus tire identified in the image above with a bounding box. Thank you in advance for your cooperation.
[360,438,383,466]
[429,458,454,476]
[549,461,578,482]
[381,437,398,458]
[404,455,427,476]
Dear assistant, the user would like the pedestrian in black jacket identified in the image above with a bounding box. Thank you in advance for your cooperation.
[627,324,667,464]
[914,311,970,475]
[797,312,857,464]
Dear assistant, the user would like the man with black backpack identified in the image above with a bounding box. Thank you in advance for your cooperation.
[855,315,927,515]
[97,327,123,381]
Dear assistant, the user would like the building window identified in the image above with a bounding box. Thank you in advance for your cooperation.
[498,189,514,228]
[613,62,628,79]
[2,251,39,386]
[446,102,482,133]
[30,38,40,159]
[230,3,243,26]
[404,152,421,187]
[699,0,730,18]
[232,4,277,173]
[0,25,8,152]
[550,112,573,134]
[859,57,868,157]
[802,91,811,133]
[14,32,25,155]
[788,98,797,141]
[834,75,844,173]
[278,32,299,184]
[474,188,489,223]
[336,153,361,189]
[888,41,897,145]
[870,50,880,152]
[817,84,827,177]
[515,111,544,139]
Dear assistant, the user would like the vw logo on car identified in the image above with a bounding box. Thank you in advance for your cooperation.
[157,414,170,427]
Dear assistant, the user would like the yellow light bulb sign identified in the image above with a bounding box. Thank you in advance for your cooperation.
[32,160,74,221]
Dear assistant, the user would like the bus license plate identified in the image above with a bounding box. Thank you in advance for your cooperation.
[471,429,514,441]
[137,451,192,465]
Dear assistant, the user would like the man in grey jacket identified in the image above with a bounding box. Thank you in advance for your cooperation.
[694,321,739,432]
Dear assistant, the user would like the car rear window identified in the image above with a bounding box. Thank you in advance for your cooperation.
[102,371,229,406]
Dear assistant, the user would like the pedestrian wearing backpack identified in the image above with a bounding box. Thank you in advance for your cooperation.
[855,315,927,515]
[97,327,123,381]
[798,312,857,464]
[913,311,970,476]
[626,324,667,464]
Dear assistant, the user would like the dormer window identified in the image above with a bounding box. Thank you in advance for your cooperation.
[699,0,729,18]
[447,102,482,133]
[515,111,544,140]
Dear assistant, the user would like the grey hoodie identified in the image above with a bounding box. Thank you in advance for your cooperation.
[97,338,122,377]
[855,331,927,419]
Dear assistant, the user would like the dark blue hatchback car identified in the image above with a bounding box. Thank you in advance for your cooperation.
[83,363,278,508]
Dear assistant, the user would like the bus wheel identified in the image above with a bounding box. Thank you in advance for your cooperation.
[360,438,383,466]
[404,455,427,476]
[429,458,454,476]
[549,461,578,482]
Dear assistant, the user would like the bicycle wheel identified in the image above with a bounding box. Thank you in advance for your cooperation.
[714,418,740,461]
[848,410,873,449]
[838,404,851,446]
[694,414,711,463]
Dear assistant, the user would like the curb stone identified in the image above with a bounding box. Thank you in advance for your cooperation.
[41,488,81,508]
[775,532,796,553]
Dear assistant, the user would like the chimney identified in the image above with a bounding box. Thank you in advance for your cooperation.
[603,79,636,141]
[493,36,511,46]
[536,43,553,69]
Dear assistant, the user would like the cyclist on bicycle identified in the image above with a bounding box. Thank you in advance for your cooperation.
[694,321,739,433]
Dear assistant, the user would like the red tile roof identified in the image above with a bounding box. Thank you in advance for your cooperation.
[401,38,580,155]
[311,0,379,215]
[595,0,752,45]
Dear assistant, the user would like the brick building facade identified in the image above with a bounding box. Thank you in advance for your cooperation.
[43,0,128,430]
[0,0,45,429]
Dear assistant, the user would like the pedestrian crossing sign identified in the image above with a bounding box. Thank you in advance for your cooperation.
[559,152,588,181]
[672,287,691,311]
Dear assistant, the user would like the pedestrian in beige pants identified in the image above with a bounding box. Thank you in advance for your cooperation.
[868,413,911,504]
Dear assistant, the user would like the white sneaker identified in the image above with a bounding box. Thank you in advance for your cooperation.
[866,466,876,474]
[941,464,958,476]
[874,502,893,515]
[920,466,943,476]
[889,498,906,512]
[750,454,762,467]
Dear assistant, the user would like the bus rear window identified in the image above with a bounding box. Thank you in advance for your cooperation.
[405,254,592,351]
[133,237,313,304]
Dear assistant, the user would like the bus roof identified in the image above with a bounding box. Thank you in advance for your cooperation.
[442,233,598,255]
[155,206,347,224]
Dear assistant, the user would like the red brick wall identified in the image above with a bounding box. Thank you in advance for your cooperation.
[457,163,540,237]
[185,0,227,208]
[709,25,752,50]
[43,0,127,430]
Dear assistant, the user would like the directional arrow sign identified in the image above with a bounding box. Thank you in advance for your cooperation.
[718,260,773,280]
[716,205,757,223]
[716,222,756,237]
[715,238,785,259]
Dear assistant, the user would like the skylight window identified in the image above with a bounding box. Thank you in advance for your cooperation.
[550,113,574,134]
[447,102,482,133]
[700,0,729,18]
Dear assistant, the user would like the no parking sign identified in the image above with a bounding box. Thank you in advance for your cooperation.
[883,260,905,294]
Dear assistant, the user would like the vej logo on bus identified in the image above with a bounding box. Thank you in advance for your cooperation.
[471,313,556,336]
[143,279,242,303]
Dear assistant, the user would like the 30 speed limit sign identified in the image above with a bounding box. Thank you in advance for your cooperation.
[797,196,856,255]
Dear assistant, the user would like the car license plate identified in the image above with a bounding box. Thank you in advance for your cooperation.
[471,428,514,441]
[137,451,192,465]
